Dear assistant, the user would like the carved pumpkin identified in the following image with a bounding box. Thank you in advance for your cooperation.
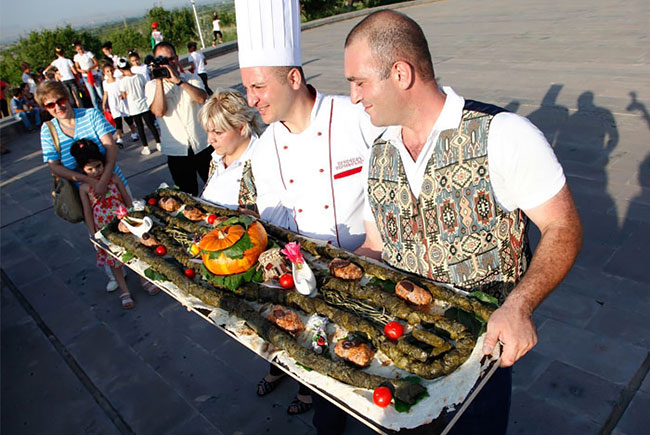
[199,221,268,275]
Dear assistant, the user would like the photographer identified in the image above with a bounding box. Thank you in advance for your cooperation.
[145,42,211,196]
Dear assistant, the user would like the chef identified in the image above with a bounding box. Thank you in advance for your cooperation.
[235,0,385,251]
[234,0,385,419]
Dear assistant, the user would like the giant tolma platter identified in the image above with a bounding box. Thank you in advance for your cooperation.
[99,188,500,431]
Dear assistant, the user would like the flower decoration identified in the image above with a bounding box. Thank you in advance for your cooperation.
[281,242,305,266]
[114,205,134,224]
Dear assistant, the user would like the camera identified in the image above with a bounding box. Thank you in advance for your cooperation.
[149,56,171,79]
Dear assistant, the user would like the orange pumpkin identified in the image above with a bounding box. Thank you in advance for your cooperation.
[199,222,268,275]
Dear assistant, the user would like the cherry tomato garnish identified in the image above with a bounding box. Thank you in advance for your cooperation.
[207,214,217,224]
[317,336,325,346]
[373,386,393,407]
[155,245,167,256]
[384,321,404,340]
[279,273,294,289]
[147,198,157,205]
[184,268,196,279]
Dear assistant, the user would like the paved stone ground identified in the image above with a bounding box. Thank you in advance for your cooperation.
[2,0,649,434]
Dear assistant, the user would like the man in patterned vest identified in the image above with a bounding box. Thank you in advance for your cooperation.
[343,9,582,434]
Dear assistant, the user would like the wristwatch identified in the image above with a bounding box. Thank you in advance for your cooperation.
[175,79,184,86]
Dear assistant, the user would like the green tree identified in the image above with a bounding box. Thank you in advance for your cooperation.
[147,6,197,51]
[0,25,99,85]
[102,27,150,59]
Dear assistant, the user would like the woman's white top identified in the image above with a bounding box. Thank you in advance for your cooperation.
[103,79,129,118]
[201,135,259,209]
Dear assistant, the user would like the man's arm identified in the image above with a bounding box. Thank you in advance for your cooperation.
[94,133,118,197]
[354,220,383,260]
[482,183,582,367]
[149,79,167,117]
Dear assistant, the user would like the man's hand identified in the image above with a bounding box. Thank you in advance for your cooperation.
[163,64,181,85]
[482,299,538,367]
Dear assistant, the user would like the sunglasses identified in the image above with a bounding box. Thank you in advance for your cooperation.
[44,97,67,109]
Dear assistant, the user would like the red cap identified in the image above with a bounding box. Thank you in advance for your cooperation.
[151,22,158,29]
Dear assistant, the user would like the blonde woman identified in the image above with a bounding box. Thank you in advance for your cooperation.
[198,88,263,208]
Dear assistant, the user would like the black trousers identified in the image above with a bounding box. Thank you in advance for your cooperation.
[131,110,160,146]
[198,73,213,96]
[113,115,133,132]
[269,364,311,396]
[167,147,212,196]
[312,367,512,435]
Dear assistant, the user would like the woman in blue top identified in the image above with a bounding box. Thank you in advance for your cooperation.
[36,80,127,292]
[35,80,126,197]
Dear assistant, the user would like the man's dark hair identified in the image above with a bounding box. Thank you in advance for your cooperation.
[101,41,113,50]
[12,87,22,97]
[272,66,306,85]
[153,41,177,57]
[345,10,435,81]
[187,41,197,51]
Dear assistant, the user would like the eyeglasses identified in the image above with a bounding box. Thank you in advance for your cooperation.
[44,97,67,109]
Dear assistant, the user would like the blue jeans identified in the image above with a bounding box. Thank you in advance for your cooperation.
[82,74,103,109]
[16,110,41,131]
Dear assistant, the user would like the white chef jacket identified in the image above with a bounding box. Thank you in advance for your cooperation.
[251,92,385,251]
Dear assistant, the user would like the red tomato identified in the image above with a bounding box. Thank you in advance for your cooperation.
[373,386,392,407]
[317,336,325,346]
[207,214,217,224]
[155,245,167,256]
[279,273,294,289]
[184,268,196,279]
[147,198,157,205]
[384,321,404,340]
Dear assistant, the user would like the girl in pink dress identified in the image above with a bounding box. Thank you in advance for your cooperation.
[71,139,136,308]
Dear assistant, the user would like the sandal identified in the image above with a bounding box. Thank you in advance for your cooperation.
[120,292,135,309]
[142,281,160,296]
[257,375,285,396]
[287,397,313,415]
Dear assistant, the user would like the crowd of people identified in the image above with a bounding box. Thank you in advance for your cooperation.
[24,1,583,433]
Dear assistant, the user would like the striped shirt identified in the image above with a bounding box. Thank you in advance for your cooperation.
[40,108,127,186]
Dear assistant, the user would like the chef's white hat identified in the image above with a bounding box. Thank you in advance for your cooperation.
[235,0,302,68]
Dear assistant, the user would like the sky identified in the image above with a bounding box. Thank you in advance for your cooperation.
[0,0,222,43]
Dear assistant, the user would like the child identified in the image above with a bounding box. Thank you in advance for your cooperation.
[102,63,137,147]
[187,42,213,96]
[70,139,137,308]
[128,50,151,81]
[116,58,161,155]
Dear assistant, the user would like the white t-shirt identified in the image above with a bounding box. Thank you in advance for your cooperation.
[51,57,76,81]
[131,64,151,81]
[21,72,37,93]
[118,74,148,116]
[103,79,129,118]
[201,136,258,209]
[144,72,208,156]
[152,30,164,44]
[363,86,566,222]
[212,19,221,32]
[188,51,206,74]
[73,51,96,72]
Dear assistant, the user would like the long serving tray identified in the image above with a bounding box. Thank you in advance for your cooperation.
[91,191,500,433]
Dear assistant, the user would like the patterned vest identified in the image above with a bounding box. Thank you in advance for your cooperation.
[367,100,531,303]
[238,160,259,214]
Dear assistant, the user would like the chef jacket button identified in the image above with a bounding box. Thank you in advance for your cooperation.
[319,168,324,173]
[298,209,303,213]
[283,145,288,150]
[317,131,322,136]
[324,205,329,209]
[289,179,294,184]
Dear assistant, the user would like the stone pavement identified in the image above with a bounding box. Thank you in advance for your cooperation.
[2,0,649,434]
